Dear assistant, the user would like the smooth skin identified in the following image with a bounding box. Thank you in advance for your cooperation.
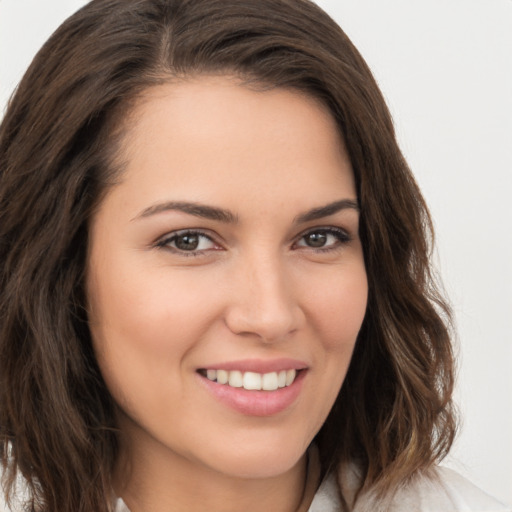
[87,76,368,512]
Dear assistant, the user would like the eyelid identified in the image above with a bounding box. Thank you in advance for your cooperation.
[292,226,352,250]
[153,225,353,256]
[155,228,223,255]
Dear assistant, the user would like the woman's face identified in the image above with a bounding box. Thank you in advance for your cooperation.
[87,76,367,482]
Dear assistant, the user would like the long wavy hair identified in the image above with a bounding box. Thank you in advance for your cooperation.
[0,0,456,510]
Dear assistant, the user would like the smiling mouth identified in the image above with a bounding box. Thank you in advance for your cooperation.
[198,369,298,391]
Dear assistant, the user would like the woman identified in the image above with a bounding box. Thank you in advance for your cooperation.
[0,0,508,511]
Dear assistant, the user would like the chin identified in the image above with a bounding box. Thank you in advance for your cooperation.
[199,433,310,480]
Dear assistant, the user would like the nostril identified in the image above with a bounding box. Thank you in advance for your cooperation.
[224,304,304,343]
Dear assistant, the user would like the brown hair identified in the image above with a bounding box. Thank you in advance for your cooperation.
[0,0,456,510]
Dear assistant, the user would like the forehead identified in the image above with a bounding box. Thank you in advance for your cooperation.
[99,75,355,220]
[122,75,342,154]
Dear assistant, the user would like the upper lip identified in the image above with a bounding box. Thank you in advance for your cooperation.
[198,358,308,373]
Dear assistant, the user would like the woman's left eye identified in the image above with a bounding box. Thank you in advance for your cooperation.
[157,230,218,254]
[295,228,350,250]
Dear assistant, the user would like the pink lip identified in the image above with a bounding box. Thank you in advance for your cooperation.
[197,361,308,417]
[198,371,306,417]
[198,358,308,373]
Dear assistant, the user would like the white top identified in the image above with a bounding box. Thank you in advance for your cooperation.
[311,465,511,512]
[112,465,510,512]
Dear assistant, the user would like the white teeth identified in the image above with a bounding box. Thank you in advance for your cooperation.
[243,371,262,390]
[286,369,296,386]
[217,369,228,384]
[262,372,278,391]
[203,368,299,391]
[228,370,243,388]
[277,370,287,388]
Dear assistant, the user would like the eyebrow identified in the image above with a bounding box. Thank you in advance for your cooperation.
[294,199,359,223]
[133,201,238,223]
[132,198,359,224]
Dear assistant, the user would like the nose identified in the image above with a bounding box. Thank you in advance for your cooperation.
[224,253,304,343]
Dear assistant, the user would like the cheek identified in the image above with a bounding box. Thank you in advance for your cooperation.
[296,262,367,439]
[87,267,218,419]
[88,257,221,355]
[86,262,217,414]
[301,261,367,395]
[304,262,368,350]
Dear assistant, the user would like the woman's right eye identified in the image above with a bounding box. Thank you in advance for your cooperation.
[156,230,219,255]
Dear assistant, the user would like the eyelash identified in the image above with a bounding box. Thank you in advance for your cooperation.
[155,226,351,257]
[295,227,351,253]
[155,229,219,257]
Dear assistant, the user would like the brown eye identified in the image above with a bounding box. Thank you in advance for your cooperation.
[174,233,200,251]
[158,230,218,253]
[304,232,327,248]
[295,228,350,250]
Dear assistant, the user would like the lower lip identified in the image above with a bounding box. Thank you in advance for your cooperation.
[198,370,306,417]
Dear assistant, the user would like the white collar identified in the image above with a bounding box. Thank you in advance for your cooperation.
[113,473,341,512]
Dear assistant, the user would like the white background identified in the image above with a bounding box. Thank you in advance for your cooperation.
[1,0,511,505]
